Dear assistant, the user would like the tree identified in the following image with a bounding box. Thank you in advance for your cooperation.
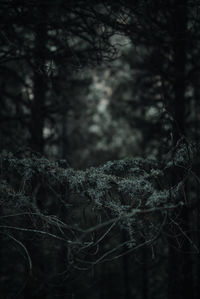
[1,1,200,298]
[0,0,116,154]
[0,142,194,298]
[102,1,200,298]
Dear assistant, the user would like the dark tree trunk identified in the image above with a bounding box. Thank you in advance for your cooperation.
[23,11,48,299]
[192,75,200,299]
[122,236,131,299]
[141,247,148,299]
[168,1,194,299]
[29,18,47,154]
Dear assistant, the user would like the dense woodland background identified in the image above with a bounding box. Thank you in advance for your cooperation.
[1,0,200,298]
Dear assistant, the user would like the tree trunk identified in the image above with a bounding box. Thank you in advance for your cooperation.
[29,18,47,154]
[23,11,48,299]
[168,1,194,299]
[122,231,132,299]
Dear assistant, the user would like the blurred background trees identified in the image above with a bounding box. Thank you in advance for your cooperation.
[0,0,200,299]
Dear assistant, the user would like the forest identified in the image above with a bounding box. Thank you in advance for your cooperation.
[0,0,200,298]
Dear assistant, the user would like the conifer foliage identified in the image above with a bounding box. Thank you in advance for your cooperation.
[0,141,195,271]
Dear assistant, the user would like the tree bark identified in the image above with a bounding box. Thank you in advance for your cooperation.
[168,1,194,299]
[29,17,47,154]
